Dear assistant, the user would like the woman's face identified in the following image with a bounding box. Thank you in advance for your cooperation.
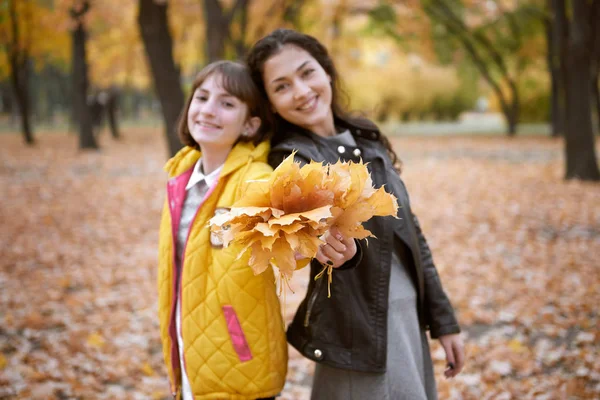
[187,73,256,152]
[262,45,335,137]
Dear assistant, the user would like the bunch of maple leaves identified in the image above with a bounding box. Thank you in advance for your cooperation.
[0,128,598,399]
[210,153,398,282]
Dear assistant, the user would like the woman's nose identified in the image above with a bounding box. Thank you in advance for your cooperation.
[293,81,311,101]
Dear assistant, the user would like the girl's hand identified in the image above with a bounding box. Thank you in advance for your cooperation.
[439,333,465,378]
[315,227,357,269]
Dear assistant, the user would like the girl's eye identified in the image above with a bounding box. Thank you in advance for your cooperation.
[274,83,289,93]
[196,95,208,102]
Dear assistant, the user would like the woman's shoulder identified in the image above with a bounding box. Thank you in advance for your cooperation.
[338,116,381,140]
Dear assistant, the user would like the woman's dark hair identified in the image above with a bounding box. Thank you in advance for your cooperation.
[246,28,401,171]
[177,60,273,150]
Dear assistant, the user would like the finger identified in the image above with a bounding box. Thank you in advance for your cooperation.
[329,226,344,241]
[442,340,456,379]
[320,243,345,265]
[342,237,357,254]
[452,340,465,375]
[324,235,347,253]
[314,249,331,266]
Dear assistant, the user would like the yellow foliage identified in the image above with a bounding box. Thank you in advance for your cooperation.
[289,4,460,119]
[0,0,70,79]
[339,36,460,117]
[86,2,150,88]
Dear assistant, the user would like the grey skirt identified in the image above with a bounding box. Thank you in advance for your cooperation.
[311,247,437,400]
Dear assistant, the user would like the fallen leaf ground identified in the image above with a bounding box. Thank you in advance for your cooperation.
[0,128,598,399]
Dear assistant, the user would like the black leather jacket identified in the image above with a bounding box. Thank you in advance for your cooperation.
[268,118,461,373]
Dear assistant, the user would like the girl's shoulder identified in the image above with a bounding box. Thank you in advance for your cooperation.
[243,159,273,181]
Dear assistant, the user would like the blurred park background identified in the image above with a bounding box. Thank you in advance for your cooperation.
[0,0,599,399]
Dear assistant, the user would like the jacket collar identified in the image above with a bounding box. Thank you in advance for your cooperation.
[164,141,270,180]
[272,116,380,148]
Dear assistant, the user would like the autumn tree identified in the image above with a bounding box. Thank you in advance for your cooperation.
[420,0,544,135]
[0,0,35,145]
[549,0,600,180]
[138,0,184,157]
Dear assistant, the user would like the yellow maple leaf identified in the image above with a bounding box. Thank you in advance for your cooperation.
[508,339,527,353]
[141,362,156,376]
[86,332,105,348]
[234,179,271,207]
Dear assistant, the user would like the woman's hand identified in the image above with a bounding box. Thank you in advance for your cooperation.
[315,226,357,269]
[439,333,465,378]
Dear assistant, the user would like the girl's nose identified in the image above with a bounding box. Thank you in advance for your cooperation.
[200,99,217,116]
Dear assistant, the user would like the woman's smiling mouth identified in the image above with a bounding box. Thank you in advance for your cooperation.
[297,96,318,112]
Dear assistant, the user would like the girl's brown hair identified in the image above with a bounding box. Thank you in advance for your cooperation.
[246,29,401,171]
[177,60,273,150]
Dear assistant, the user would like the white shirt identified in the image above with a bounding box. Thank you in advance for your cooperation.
[185,158,223,190]
[178,158,223,399]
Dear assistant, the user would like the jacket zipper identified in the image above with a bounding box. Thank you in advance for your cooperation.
[166,181,183,390]
[167,177,219,393]
[304,276,324,327]
[408,216,426,320]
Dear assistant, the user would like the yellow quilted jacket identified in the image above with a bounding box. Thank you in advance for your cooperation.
[157,141,287,399]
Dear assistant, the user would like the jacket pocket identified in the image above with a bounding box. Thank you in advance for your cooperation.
[222,305,253,362]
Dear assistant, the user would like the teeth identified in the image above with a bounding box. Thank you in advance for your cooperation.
[298,97,317,111]
[198,122,219,128]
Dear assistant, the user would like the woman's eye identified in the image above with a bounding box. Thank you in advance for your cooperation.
[302,69,314,78]
[222,101,235,108]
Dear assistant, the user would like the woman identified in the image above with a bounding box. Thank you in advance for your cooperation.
[246,29,465,399]
[157,60,286,400]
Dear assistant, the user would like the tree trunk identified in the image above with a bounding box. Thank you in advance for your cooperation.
[593,67,600,134]
[204,0,229,62]
[506,79,520,136]
[106,91,121,140]
[591,1,600,135]
[72,6,97,150]
[7,0,34,145]
[9,59,34,145]
[232,0,250,59]
[592,67,600,135]
[48,65,71,124]
[562,1,600,180]
[545,9,564,137]
[505,108,518,136]
[138,0,184,157]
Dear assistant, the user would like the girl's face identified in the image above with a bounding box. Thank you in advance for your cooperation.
[187,73,259,152]
[262,45,335,137]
